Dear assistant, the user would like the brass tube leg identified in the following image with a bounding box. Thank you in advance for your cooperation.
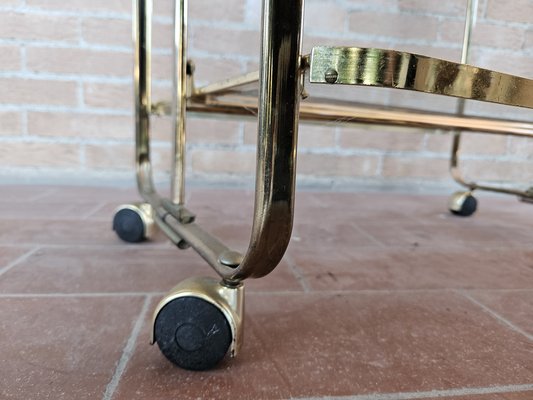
[171,0,188,205]
[449,0,477,190]
[228,0,305,281]
[134,0,158,199]
[131,0,306,282]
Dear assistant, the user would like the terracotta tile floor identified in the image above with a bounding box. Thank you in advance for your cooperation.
[1,185,533,400]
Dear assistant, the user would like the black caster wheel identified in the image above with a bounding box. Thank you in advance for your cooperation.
[449,191,477,217]
[154,296,232,371]
[113,204,153,243]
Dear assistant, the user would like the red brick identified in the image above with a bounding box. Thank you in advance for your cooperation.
[82,17,172,49]
[0,45,21,71]
[525,29,533,50]
[473,50,533,78]
[151,53,172,80]
[85,143,170,170]
[0,78,77,106]
[486,0,533,24]
[189,0,245,22]
[0,142,80,167]
[304,1,347,34]
[152,22,173,49]
[344,0,397,9]
[191,149,255,174]
[426,132,508,156]
[191,26,260,57]
[0,12,79,42]
[83,82,132,110]
[0,112,22,136]
[27,47,132,77]
[298,153,380,177]
[399,0,472,16]
[440,21,525,50]
[192,56,244,86]
[338,126,425,152]
[85,143,133,169]
[82,18,130,47]
[28,112,133,139]
[382,156,449,178]
[26,0,131,13]
[187,118,242,145]
[461,159,533,182]
[508,137,533,159]
[348,11,440,40]
[463,100,533,121]
[387,43,462,61]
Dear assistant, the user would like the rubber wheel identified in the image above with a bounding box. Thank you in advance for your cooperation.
[451,195,477,217]
[154,296,232,371]
[112,208,145,243]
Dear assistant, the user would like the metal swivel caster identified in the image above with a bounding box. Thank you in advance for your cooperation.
[448,191,477,217]
[112,203,155,243]
[151,276,244,371]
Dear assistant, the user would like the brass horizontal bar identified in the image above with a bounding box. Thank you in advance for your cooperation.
[310,46,533,109]
[187,94,533,137]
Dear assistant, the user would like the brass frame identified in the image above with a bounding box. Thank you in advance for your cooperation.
[132,0,533,361]
[134,0,533,282]
[448,0,533,198]
[134,0,303,284]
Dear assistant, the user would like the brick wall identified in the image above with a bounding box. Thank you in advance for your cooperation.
[0,0,531,189]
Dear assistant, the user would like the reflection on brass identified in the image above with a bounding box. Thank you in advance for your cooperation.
[171,0,188,205]
[310,46,533,109]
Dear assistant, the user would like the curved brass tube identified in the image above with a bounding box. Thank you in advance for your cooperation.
[134,0,304,283]
[229,0,304,281]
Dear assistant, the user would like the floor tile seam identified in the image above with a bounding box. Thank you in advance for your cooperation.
[288,243,533,252]
[246,318,294,396]
[247,288,458,296]
[284,253,312,293]
[102,295,152,400]
[458,290,533,342]
[29,188,58,202]
[0,243,173,250]
[82,202,108,220]
[0,247,41,278]
[351,223,388,248]
[290,383,533,400]
[2,288,531,299]
[0,292,165,298]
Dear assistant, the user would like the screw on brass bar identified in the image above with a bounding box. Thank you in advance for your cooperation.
[324,68,338,84]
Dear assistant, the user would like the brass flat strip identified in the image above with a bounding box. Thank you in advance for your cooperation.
[310,46,533,109]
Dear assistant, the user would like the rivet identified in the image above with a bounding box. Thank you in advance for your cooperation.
[324,68,338,84]
[218,250,243,268]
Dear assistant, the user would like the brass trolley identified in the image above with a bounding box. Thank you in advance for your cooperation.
[111,0,533,370]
